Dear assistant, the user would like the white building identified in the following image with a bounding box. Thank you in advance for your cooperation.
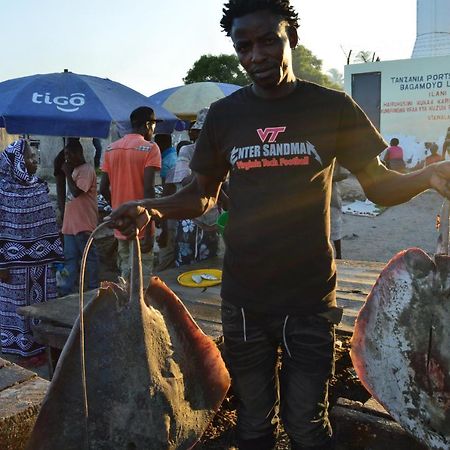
[345,55,450,167]
[344,0,450,167]
[412,0,450,58]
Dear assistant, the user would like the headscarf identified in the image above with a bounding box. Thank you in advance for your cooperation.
[0,139,63,269]
[0,139,39,185]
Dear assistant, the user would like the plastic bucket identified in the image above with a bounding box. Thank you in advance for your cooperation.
[216,211,229,236]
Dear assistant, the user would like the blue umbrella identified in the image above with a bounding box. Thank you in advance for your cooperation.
[0,70,177,138]
[148,82,242,120]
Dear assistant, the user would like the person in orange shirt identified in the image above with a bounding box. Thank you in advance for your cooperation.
[100,107,162,279]
[60,140,99,296]
[425,143,444,166]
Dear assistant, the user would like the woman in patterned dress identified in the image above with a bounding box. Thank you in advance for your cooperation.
[0,140,63,358]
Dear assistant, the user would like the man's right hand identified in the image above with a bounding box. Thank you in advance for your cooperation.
[105,201,151,239]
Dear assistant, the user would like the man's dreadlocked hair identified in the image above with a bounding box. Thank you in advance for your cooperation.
[220,0,299,36]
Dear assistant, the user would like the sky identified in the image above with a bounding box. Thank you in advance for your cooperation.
[1,0,417,96]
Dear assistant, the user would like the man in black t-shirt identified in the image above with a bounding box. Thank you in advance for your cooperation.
[108,2,450,449]
[53,148,66,224]
[53,138,82,224]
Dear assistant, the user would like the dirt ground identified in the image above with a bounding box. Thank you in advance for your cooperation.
[339,175,444,263]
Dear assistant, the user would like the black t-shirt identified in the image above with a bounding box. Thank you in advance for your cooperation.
[190,80,386,316]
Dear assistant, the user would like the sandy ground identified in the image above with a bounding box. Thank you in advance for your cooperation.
[339,176,444,263]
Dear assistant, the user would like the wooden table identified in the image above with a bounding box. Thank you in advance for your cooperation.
[18,257,385,350]
[0,358,49,448]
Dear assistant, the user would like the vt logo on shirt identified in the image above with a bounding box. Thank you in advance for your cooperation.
[257,127,286,143]
[229,125,323,171]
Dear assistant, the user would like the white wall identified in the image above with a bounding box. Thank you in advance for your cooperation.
[345,55,450,167]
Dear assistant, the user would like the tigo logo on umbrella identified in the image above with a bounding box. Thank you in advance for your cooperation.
[31,92,86,112]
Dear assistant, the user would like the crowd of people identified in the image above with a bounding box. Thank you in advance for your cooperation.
[0,106,223,368]
[4,0,450,449]
[157,107,225,269]
[383,135,449,173]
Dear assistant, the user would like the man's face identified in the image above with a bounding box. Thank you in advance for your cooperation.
[64,147,82,166]
[231,9,297,92]
[189,128,201,142]
[24,144,38,175]
[145,120,157,141]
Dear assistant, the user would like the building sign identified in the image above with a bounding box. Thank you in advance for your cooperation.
[345,55,450,166]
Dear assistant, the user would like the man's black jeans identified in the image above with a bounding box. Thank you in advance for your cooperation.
[221,300,335,450]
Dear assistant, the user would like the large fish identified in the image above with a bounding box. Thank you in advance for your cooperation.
[27,238,230,449]
[351,202,450,450]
